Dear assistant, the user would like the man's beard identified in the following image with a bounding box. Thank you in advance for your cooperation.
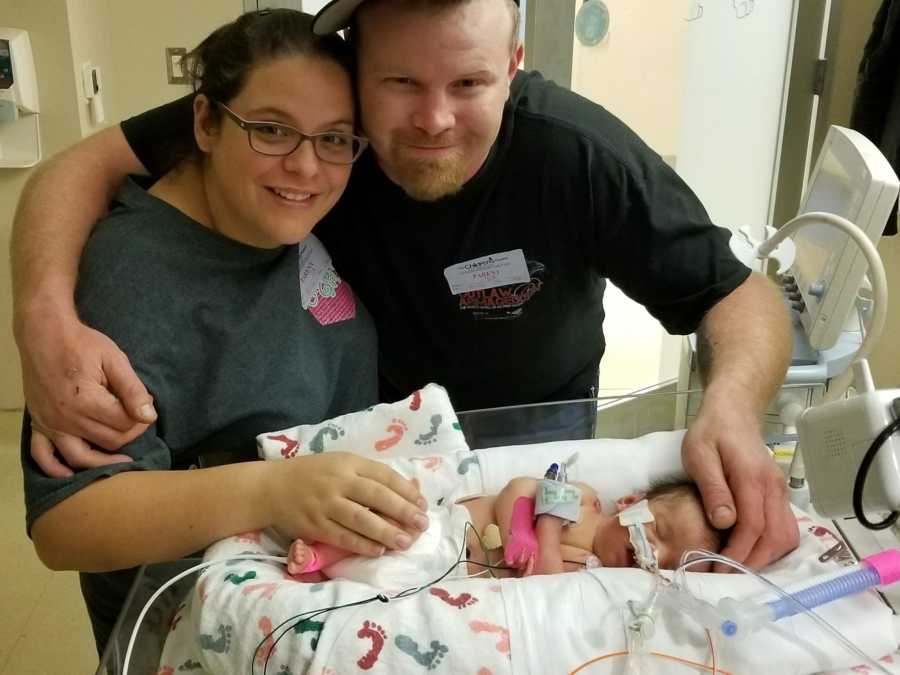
[388,147,469,201]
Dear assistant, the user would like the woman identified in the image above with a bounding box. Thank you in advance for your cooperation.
[20,10,427,653]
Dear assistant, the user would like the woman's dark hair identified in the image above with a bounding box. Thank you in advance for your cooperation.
[160,10,354,168]
[186,9,353,122]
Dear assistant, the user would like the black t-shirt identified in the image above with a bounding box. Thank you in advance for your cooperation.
[121,71,749,410]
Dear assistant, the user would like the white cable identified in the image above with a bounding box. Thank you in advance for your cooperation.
[121,554,287,675]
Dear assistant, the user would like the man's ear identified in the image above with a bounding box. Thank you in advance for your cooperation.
[193,94,218,153]
[615,493,646,512]
[507,42,524,82]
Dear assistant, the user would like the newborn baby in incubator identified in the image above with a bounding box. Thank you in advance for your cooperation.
[286,476,725,582]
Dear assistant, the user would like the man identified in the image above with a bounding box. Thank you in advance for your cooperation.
[11,0,796,570]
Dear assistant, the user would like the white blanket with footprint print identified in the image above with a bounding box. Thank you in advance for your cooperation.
[156,384,900,675]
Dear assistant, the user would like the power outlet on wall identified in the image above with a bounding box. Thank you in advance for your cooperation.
[165,47,189,85]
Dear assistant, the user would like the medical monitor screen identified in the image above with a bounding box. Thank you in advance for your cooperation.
[793,150,867,300]
[789,125,898,351]
[0,40,13,90]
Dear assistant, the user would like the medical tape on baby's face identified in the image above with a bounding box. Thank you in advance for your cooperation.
[618,499,658,572]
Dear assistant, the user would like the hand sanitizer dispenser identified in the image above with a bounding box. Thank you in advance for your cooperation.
[0,27,41,167]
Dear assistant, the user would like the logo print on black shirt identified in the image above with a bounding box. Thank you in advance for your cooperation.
[457,260,546,320]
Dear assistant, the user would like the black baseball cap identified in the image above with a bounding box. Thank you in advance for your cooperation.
[313,0,520,35]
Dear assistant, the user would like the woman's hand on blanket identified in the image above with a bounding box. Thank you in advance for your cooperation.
[17,311,156,469]
[682,407,799,572]
[266,452,429,558]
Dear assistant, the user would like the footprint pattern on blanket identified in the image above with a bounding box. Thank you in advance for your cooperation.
[395,634,449,671]
[356,620,387,670]
[457,455,479,475]
[308,424,344,454]
[375,418,408,452]
[266,434,299,459]
[469,620,510,654]
[235,530,262,544]
[178,659,203,671]
[242,581,279,600]
[199,623,232,654]
[414,415,442,446]
[410,390,422,410]
[275,666,294,675]
[256,616,277,666]
[423,456,442,470]
[293,618,325,651]
[224,570,256,585]
[429,587,478,609]
[168,604,185,633]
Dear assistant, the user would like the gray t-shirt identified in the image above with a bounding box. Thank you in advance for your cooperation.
[22,179,378,530]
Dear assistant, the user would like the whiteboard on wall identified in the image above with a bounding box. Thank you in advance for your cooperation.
[676,0,796,231]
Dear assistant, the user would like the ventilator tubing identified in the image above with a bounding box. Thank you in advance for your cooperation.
[720,549,900,636]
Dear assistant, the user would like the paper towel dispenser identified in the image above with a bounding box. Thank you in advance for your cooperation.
[0,27,41,167]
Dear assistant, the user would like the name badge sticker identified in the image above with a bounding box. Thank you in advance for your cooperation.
[297,235,332,309]
[443,249,531,295]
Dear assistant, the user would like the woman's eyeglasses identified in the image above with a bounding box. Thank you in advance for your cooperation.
[216,102,368,165]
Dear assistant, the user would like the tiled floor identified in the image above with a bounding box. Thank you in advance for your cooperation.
[0,411,98,674]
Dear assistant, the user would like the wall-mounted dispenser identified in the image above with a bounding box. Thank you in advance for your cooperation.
[0,27,41,168]
[82,62,105,126]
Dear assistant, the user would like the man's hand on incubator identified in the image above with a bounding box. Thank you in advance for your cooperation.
[15,307,155,477]
[681,401,799,572]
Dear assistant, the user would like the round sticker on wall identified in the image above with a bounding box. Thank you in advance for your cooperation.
[575,0,610,47]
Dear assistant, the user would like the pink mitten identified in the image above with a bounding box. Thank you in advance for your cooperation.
[504,496,538,567]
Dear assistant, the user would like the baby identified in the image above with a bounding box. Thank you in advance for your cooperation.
[287,475,724,580]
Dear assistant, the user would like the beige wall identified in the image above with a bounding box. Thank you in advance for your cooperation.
[0,1,244,410]
[1,1,83,409]
[571,1,689,393]
[66,0,244,130]
[820,1,900,387]
[66,0,119,136]
[107,1,242,121]
[571,0,689,157]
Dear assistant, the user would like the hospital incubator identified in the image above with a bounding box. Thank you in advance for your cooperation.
[108,392,900,675]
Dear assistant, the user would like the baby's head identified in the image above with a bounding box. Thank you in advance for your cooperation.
[592,479,725,571]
